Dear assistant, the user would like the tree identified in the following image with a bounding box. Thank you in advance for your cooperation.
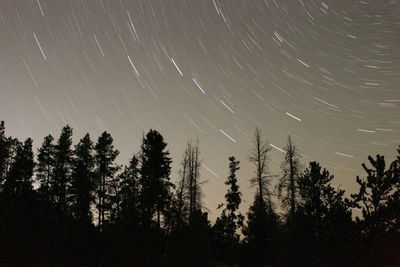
[36,135,55,201]
[119,155,140,226]
[70,133,94,225]
[213,157,244,262]
[297,162,352,240]
[0,122,19,191]
[94,131,120,230]
[170,146,191,230]
[3,138,35,196]
[386,146,400,234]
[248,128,273,207]
[352,152,399,239]
[244,128,278,264]
[53,125,73,213]
[0,121,10,186]
[166,140,205,235]
[278,135,302,220]
[139,129,172,228]
[214,157,243,243]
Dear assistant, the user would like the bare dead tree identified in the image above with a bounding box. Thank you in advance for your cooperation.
[277,135,302,219]
[248,128,273,207]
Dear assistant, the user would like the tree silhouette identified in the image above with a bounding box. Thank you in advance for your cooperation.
[0,121,10,187]
[53,125,73,214]
[244,128,278,265]
[36,134,55,202]
[212,156,243,263]
[294,161,352,264]
[0,118,398,266]
[169,146,191,231]
[248,128,273,207]
[297,162,352,236]
[0,122,19,192]
[386,145,400,234]
[139,129,172,228]
[174,140,203,224]
[3,138,35,196]
[119,155,140,227]
[70,133,94,225]
[352,152,399,239]
[214,156,243,241]
[94,131,120,231]
[278,135,302,220]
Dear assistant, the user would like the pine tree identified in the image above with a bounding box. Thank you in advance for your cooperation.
[351,152,399,239]
[0,122,19,191]
[298,162,352,239]
[4,138,35,196]
[36,135,55,202]
[278,135,302,220]
[119,155,140,226]
[70,133,94,225]
[386,145,400,234]
[214,156,243,243]
[139,129,172,228]
[0,121,10,187]
[53,125,73,213]
[94,131,119,230]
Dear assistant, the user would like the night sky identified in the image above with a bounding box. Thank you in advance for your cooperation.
[0,0,399,219]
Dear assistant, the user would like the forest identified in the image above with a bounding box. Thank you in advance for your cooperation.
[0,120,399,266]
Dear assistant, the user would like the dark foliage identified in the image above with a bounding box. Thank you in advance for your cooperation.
[0,121,398,266]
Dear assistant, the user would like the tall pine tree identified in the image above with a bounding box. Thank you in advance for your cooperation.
[119,155,140,226]
[4,138,35,196]
[36,135,55,202]
[139,129,172,228]
[70,133,94,225]
[94,131,119,230]
[214,156,243,243]
[213,156,244,263]
[53,125,73,214]
[0,121,10,187]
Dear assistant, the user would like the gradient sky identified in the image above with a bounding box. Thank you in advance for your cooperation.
[0,0,399,220]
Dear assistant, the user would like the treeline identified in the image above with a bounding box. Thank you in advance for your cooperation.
[0,120,399,266]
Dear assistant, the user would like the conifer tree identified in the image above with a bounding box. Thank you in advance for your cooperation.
[0,122,19,191]
[214,157,243,243]
[297,162,352,239]
[352,152,399,239]
[94,131,119,230]
[139,129,172,228]
[36,135,55,201]
[70,133,94,225]
[0,121,10,186]
[53,125,73,213]
[4,138,35,196]
[119,155,140,226]
[386,145,400,234]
